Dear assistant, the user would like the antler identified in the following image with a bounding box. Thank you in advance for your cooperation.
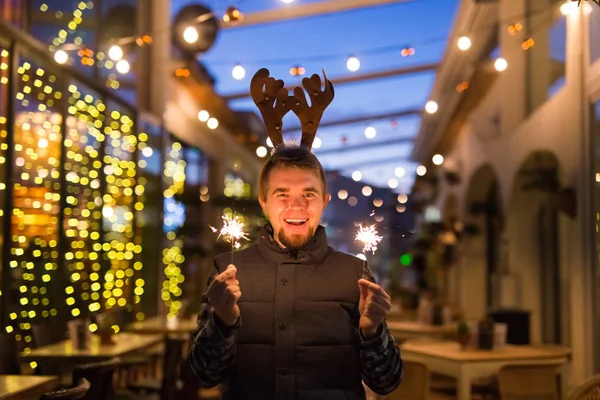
[289,69,335,149]
[250,68,292,147]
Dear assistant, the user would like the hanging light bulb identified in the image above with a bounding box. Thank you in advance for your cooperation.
[54,49,69,64]
[183,26,199,44]
[256,146,267,158]
[457,36,472,51]
[222,6,243,24]
[289,66,305,76]
[232,64,246,80]
[108,45,123,61]
[364,126,376,139]
[352,171,362,181]
[346,56,360,72]
[494,57,508,72]
[116,59,130,74]
[197,110,209,122]
[207,118,219,129]
[425,100,438,114]
[312,137,322,149]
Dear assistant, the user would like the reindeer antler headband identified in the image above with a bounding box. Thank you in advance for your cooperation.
[250,68,334,150]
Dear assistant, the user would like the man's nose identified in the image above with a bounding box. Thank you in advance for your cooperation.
[288,196,307,209]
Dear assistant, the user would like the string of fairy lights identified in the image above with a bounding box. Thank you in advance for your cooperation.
[161,141,187,318]
[0,38,157,360]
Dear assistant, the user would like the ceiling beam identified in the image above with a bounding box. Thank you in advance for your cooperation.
[322,155,410,171]
[285,109,422,132]
[221,0,411,29]
[315,136,414,156]
[223,63,439,101]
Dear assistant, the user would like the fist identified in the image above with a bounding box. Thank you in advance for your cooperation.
[206,265,241,326]
[358,279,391,338]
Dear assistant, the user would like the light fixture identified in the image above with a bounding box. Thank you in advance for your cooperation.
[338,190,348,200]
[432,154,444,165]
[397,194,408,204]
[183,26,199,43]
[388,178,398,189]
[54,49,69,64]
[312,137,322,149]
[457,36,471,51]
[256,146,267,158]
[361,186,372,196]
[346,56,360,72]
[116,59,130,74]
[364,126,376,139]
[416,165,427,176]
[425,100,438,114]
[108,45,123,61]
[352,171,362,181]
[197,110,209,122]
[232,64,245,80]
[207,118,219,129]
[494,57,508,72]
[395,167,405,177]
[560,1,577,15]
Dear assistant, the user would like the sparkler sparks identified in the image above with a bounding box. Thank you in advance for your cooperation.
[355,224,383,255]
[210,214,249,249]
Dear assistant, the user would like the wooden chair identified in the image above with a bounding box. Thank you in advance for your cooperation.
[40,378,91,400]
[566,375,600,400]
[72,357,121,400]
[497,364,560,400]
[385,360,430,400]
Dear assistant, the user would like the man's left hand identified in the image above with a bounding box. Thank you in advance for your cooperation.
[358,279,392,338]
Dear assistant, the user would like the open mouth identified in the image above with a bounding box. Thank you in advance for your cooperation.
[284,219,308,226]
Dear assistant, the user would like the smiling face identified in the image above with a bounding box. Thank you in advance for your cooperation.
[259,166,330,250]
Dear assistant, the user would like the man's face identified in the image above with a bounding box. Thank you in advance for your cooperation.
[259,166,329,250]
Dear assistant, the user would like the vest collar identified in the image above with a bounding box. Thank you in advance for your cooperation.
[257,223,329,264]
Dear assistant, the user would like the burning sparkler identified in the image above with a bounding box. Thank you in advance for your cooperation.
[210,214,249,259]
[355,224,383,255]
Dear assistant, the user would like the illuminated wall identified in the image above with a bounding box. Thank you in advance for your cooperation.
[0,43,160,357]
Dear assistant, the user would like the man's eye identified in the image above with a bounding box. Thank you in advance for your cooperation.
[305,193,315,197]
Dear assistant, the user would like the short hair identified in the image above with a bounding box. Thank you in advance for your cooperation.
[259,144,327,201]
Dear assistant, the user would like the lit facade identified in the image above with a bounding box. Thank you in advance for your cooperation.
[0,0,263,360]
[410,0,600,386]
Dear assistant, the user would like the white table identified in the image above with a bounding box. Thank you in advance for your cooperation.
[400,340,571,400]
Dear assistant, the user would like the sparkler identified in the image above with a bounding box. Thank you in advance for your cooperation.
[210,214,249,263]
[355,224,383,255]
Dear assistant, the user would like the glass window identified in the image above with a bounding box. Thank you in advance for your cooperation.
[101,100,139,323]
[594,99,600,373]
[136,117,162,318]
[10,55,64,355]
[0,43,9,326]
[548,16,566,97]
[62,81,105,319]
[162,135,186,317]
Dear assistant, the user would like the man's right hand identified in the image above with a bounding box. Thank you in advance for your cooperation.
[206,264,241,327]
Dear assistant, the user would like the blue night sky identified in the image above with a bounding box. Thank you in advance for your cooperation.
[173,0,460,193]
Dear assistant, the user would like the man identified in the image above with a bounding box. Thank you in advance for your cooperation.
[188,69,403,400]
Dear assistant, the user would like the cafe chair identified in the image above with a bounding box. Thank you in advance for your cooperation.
[566,374,600,400]
[40,378,91,400]
[385,360,430,400]
[72,357,121,400]
[497,364,560,400]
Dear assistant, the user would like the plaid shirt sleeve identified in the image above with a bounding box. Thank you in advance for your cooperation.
[358,261,403,395]
[187,263,241,389]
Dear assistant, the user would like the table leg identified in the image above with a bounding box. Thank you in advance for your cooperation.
[559,362,571,399]
[457,366,472,400]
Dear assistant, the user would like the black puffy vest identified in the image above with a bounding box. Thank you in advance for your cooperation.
[213,225,367,400]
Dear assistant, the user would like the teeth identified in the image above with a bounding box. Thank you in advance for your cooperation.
[285,219,307,223]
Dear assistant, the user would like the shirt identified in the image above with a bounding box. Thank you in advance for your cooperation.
[188,260,403,397]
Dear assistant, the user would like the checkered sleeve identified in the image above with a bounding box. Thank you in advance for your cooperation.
[358,261,403,395]
[188,262,241,389]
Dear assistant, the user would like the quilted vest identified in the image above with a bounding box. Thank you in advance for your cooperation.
[213,224,367,400]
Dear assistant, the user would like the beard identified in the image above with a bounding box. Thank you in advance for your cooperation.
[278,225,316,251]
